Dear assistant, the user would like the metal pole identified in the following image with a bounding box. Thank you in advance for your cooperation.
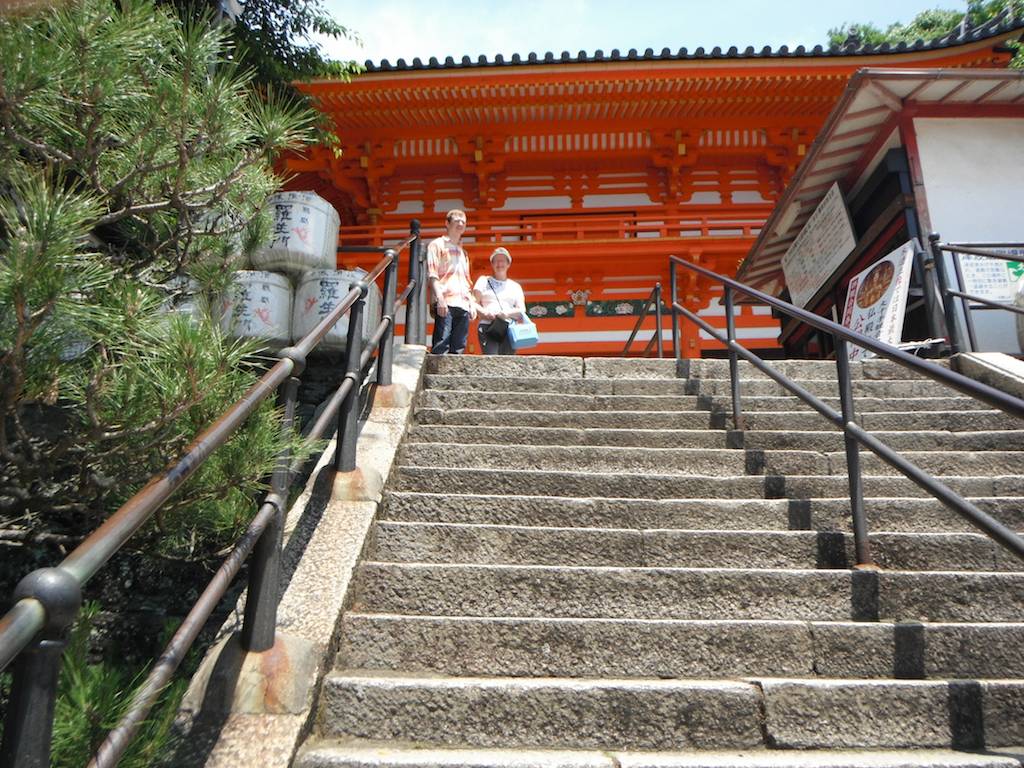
[928,233,967,355]
[377,251,398,386]
[669,262,680,359]
[950,250,979,353]
[0,568,81,768]
[835,337,872,567]
[724,286,743,430]
[239,370,299,652]
[406,220,423,346]
[335,282,367,472]
[653,283,663,358]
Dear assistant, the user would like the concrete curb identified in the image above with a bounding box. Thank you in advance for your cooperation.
[169,344,427,768]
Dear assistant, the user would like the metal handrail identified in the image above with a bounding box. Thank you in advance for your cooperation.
[621,283,664,358]
[0,221,426,768]
[928,235,1024,355]
[668,253,1024,568]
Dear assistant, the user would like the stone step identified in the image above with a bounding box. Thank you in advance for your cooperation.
[392,466,767,499]
[684,358,946,381]
[694,377,953,399]
[371,523,1014,571]
[337,614,1024,679]
[757,450,1024,478]
[733,410,1005,432]
[426,355,586,378]
[316,673,1022,750]
[392,466,1013,500]
[397,444,757,476]
[713,395,992,413]
[424,374,691,395]
[419,391,703,413]
[415,408,714,429]
[296,743,1024,768]
[354,563,1024,622]
[380,492,1024,536]
[407,425,730,449]
[743,430,1024,453]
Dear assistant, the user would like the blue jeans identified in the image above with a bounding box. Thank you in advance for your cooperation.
[431,305,470,354]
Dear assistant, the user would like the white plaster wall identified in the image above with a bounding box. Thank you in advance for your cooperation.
[914,117,1024,353]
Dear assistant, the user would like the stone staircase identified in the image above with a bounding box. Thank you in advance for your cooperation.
[296,355,1024,768]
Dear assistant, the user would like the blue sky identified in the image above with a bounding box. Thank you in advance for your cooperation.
[317,0,975,65]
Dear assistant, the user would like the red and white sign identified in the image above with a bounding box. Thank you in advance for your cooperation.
[841,241,916,361]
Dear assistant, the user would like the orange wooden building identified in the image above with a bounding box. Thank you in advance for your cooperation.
[284,17,1022,356]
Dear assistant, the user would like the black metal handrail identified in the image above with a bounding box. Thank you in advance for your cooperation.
[928,235,1024,355]
[668,252,1024,568]
[0,221,426,768]
[621,283,664,358]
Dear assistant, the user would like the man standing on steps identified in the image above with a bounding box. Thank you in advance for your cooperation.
[427,209,475,354]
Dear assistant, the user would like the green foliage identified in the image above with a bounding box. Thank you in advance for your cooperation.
[828,0,1023,51]
[49,603,187,767]
[0,0,316,555]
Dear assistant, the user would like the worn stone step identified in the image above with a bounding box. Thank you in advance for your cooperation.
[392,466,1012,500]
[424,374,691,396]
[779,474,1017,499]
[759,678,1024,749]
[757,450,1024,478]
[407,424,729,449]
[416,407,714,430]
[318,673,763,750]
[733,410,1005,432]
[354,563,1024,622]
[685,358,946,381]
[296,743,1024,768]
[397,444,759,476]
[392,466,767,499]
[371,523,1013,571]
[743,430,1024,453]
[316,673,1022,750]
[426,355,585,378]
[380,492,1024,536]
[419,390,702,413]
[338,614,1024,679]
[694,377,953,399]
[716,395,992,413]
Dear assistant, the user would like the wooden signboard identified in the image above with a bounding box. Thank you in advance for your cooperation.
[781,182,857,308]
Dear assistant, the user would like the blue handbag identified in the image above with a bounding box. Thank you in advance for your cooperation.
[507,318,539,350]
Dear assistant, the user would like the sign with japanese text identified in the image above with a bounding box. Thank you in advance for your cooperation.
[841,241,916,361]
[781,183,858,308]
[958,247,1024,304]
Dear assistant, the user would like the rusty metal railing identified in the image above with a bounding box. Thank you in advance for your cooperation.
[621,283,664,358]
[0,221,426,768]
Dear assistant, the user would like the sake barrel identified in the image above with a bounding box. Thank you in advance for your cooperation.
[219,270,292,349]
[160,276,206,325]
[292,269,382,352]
[250,191,340,275]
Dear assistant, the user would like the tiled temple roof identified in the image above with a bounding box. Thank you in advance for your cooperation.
[362,12,1023,72]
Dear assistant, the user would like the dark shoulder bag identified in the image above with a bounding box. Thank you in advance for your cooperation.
[485,279,511,340]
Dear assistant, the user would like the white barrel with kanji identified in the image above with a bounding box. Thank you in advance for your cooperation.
[292,269,381,352]
[219,270,292,349]
[250,191,340,275]
[1015,277,1024,351]
[160,276,206,325]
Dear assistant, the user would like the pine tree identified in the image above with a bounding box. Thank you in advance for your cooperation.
[0,0,316,557]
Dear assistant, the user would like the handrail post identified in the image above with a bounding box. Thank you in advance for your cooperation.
[724,286,743,430]
[928,233,968,355]
[835,337,872,567]
[377,250,398,386]
[335,282,367,472]
[0,568,81,768]
[949,248,979,353]
[653,283,663,358]
[240,353,301,652]
[670,261,680,359]
[406,220,423,346]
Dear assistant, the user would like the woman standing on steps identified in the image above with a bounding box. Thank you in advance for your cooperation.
[473,247,527,355]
